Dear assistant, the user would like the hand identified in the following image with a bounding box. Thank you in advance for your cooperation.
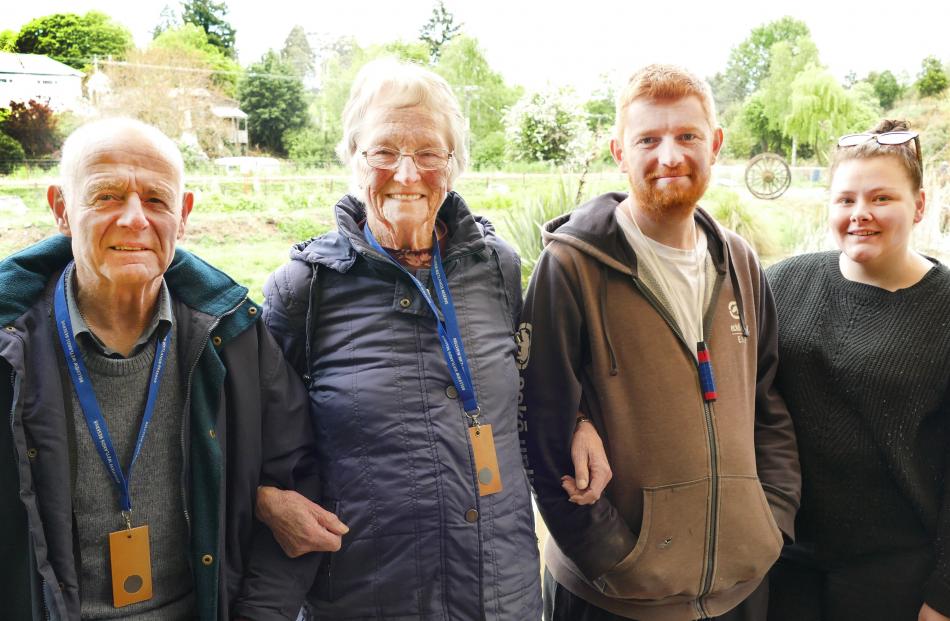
[255,486,349,558]
[920,603,950,621]
[562,416,612,505]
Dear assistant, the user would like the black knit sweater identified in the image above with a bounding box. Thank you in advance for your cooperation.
[767,251,950,609]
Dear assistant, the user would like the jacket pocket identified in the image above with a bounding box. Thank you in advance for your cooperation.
[711,476,783,593]
[600,479,708,601]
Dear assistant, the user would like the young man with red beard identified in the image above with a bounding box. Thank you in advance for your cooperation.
[519,64,801,621]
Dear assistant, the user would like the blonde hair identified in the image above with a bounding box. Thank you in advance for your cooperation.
[614,64,718,140]
[337,58,467,192]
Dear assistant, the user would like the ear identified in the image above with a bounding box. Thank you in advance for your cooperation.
[177,192,194,240]
[48,186,71,236]
[609,137,626,172]
[710,127,724,163]
[913,188,926,224]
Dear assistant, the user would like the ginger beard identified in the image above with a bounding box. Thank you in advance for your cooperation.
[632,163,711,221]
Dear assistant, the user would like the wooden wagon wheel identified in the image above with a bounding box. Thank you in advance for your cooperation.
[745,152,791,199]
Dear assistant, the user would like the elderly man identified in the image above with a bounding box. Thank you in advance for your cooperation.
[0,118,318,620]
[520,64,801,621]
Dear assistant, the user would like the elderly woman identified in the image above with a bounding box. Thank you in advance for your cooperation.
[253,58,544,619]
[766,120,950,621]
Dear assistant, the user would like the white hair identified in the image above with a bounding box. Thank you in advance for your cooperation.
[59,117,185,201]
[337,57,468,194]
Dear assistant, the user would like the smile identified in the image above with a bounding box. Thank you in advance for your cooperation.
[110,246,148,251]
[848,231,879,237]
[388,193,424,200]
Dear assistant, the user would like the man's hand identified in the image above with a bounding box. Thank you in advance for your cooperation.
[561,416,612,505]
[920,603,950,621]
[255,486,349,558]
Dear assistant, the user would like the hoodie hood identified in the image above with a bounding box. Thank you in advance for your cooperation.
[542,191,730,279]
[542,191,750,341]
[290,190,492,272]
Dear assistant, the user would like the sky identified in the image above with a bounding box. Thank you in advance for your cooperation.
[4,0,949,96]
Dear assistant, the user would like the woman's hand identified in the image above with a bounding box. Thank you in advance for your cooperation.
[255,486,349,558]
[561,416,612,505]
[920,603,950,621]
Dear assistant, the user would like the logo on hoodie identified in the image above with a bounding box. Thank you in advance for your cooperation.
[515,322,532,370]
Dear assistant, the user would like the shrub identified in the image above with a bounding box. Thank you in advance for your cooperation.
[704,187,777,257]
[0,132,26,174]
[502,181,576,286]
[470,131,506,170]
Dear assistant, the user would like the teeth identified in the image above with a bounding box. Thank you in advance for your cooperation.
[389,194,423,200]
[112,246,145,251]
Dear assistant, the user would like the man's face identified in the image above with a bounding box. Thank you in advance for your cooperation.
[49,127,193,292]
[610,95,723,219]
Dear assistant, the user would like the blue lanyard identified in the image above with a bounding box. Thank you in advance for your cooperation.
[363,226,481,419]
[53,262,170,514]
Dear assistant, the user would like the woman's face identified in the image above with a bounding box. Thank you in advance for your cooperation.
[357,105,451,245]
[828,155,925,268]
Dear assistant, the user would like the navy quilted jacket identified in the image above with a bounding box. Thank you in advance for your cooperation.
[262,192,542,620]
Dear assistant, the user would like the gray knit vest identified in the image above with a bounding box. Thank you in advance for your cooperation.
[70,324,195,619]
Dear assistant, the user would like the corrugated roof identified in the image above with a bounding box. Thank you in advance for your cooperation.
[0,52,84,77]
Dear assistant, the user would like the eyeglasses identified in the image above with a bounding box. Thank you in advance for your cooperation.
[361,147,453,171]
[837,131,922,171]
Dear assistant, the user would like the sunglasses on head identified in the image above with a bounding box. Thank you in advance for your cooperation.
[837,130,922,172]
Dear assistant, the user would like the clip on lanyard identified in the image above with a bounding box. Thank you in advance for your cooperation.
[54,262,170,516]
[363,226,502,496]
[54,262,165,606]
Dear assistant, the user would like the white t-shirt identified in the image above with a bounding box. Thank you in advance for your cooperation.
[615,202,712,354]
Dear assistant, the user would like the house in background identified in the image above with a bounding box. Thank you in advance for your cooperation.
[0,52,84,111]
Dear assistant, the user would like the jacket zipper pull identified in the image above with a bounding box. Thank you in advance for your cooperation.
[697,341,717,402]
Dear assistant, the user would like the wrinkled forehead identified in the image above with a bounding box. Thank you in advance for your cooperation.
[68,129,184,198]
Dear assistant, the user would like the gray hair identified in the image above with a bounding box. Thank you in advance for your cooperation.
[59,117,185,202]
[337,58,468,193]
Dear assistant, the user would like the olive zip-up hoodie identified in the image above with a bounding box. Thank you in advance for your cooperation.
[520,192,800,621]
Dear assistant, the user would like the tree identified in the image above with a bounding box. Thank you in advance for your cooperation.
[151,24,241,96]
[0,100,60,158]
[716,17,810,109]
[15,12,132,69]
[238,51,310,154]
[916,56,948,98]
[435,35,520,144]
[0,30,17,52]
[99,35,235,156]
[152,4,180,38]
[757,36,821,136]
[866,70,903,110]
[181,0,236,58]
[281,25,315,80]
[784,67,877,163]
[419,0,462,62]
[505,88,589,165]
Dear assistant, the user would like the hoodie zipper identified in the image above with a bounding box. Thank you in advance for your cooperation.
[178,296,248,539]
[630,271,726,615]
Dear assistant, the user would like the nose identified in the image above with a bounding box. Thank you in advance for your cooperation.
[850,198,873,222]
[657,138,684,169]
[116,193,149,230]
[392,153,421,184]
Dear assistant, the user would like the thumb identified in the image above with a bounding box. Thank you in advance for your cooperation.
[573,450,590,490]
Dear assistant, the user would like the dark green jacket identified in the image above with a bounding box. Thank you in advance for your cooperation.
[0,236,320,621]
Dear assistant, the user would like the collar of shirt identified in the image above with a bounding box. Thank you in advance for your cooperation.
[65,264,174,359]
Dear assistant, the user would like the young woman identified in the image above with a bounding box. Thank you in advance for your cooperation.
[767,120,950,621]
